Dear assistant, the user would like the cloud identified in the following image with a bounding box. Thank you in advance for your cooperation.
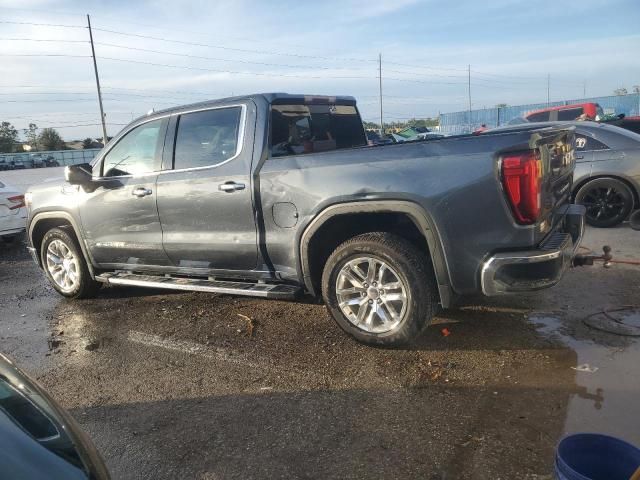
[0,0,638,139]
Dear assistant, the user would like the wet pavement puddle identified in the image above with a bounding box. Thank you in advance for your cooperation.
[529,312,640,445]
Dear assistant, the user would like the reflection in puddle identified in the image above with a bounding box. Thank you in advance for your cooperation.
[529,313,640,444]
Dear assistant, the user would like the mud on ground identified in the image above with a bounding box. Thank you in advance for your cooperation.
[1,225,638,479]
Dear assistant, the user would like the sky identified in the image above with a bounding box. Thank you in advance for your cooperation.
[1,0,639,140]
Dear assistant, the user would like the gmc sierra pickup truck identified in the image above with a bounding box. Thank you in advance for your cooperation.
[25,93,584,345]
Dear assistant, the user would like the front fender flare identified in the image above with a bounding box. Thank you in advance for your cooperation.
[28,211,96,278]
[299,200,453,308]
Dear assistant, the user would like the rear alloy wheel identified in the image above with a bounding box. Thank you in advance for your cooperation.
[322,232,437,346]
[575,178,634,228]
[41,227,100,298]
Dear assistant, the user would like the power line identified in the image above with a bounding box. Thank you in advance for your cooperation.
[1,6,335,54]
[93,41,351,71]
[0,20,85,28]
[0,54,91,58]
[0,38,88,43]
[382,61,468,72]
[91,27,375,63]
[97,56,374,80]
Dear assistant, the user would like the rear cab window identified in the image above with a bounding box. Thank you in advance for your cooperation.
[270,102,366,157]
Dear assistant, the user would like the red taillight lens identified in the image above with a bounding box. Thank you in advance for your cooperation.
[7,195,25,210]
[501,151,541,225]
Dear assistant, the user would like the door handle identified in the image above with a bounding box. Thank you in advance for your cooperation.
[218,182,246,192]
[132,187,153,197]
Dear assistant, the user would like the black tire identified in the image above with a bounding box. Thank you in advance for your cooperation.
[575,178,634,228]
[40,227,100,299]
[321,232,437,346]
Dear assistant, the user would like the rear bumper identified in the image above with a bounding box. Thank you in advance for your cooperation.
[481,204,585,296]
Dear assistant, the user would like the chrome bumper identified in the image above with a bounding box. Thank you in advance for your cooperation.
[481,204,586,296]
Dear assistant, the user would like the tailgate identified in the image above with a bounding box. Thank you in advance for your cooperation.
[528,126,576,238]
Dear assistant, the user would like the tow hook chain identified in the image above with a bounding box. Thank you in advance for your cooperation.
[573,245,613,268]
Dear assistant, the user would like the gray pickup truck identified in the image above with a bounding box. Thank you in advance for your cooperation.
[25,93,584,345]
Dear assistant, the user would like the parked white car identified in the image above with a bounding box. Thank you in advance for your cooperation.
[0,180,26,241]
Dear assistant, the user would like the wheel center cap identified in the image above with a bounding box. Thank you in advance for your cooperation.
[62,258,71,270]
[367,287,380,300]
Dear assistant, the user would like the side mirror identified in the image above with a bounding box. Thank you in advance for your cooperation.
[64,163,93,186]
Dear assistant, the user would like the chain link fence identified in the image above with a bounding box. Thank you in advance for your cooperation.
[0,148,101,170]
[439,93,640,135]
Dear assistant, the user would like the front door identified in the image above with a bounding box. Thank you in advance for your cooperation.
[155,104,258,271]
[78,117,172,267]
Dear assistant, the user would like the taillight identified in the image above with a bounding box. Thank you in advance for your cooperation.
[501,151,541,225]
[7,195,25,210]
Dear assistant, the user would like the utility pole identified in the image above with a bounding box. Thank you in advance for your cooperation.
[547,73,550,106]
[378,53,384,137]
[467,64,472,132]
[87,14,108,145]
[583,80,586,98]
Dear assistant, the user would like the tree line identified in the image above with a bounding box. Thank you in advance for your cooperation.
[0,121,107,154]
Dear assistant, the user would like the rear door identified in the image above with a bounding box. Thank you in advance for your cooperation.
[156,104,258,271]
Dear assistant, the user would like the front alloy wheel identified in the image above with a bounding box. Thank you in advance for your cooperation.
[40,227,100,298]
[46,239,80,293]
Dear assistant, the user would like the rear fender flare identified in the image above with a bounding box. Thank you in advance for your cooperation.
[299,200,452,308]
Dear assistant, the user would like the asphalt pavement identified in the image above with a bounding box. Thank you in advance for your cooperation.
[1,224,639,479]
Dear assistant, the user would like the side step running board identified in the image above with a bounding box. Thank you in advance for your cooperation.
[95,272,301,300]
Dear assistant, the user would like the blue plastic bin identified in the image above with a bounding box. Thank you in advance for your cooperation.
[556,433,640,480]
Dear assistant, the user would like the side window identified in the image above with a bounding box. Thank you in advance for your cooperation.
[270,104,366,157]
[557,108,583,121]
[174,107,242,170]
[0,378,58,440]
[526,111,550,122]
[575,136,609,151]
[102,119,166,177]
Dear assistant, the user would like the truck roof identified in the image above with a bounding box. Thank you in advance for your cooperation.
[136,92,357,124]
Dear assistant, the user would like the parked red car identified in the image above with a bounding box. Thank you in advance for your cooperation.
[525,102,604,122]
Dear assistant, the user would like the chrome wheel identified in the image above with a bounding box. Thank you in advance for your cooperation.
[45,239,79,293]
[335,256,408,333]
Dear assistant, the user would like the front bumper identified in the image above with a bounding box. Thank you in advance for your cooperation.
[481,204,586,296]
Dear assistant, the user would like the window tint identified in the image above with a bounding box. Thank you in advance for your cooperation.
[102,119,165,177]
[0,378,58,440]
[270,104,366,157]
[557,108,583,121]
[575,135,609,151]
[526,111,550,122]
[174,107,242,170]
